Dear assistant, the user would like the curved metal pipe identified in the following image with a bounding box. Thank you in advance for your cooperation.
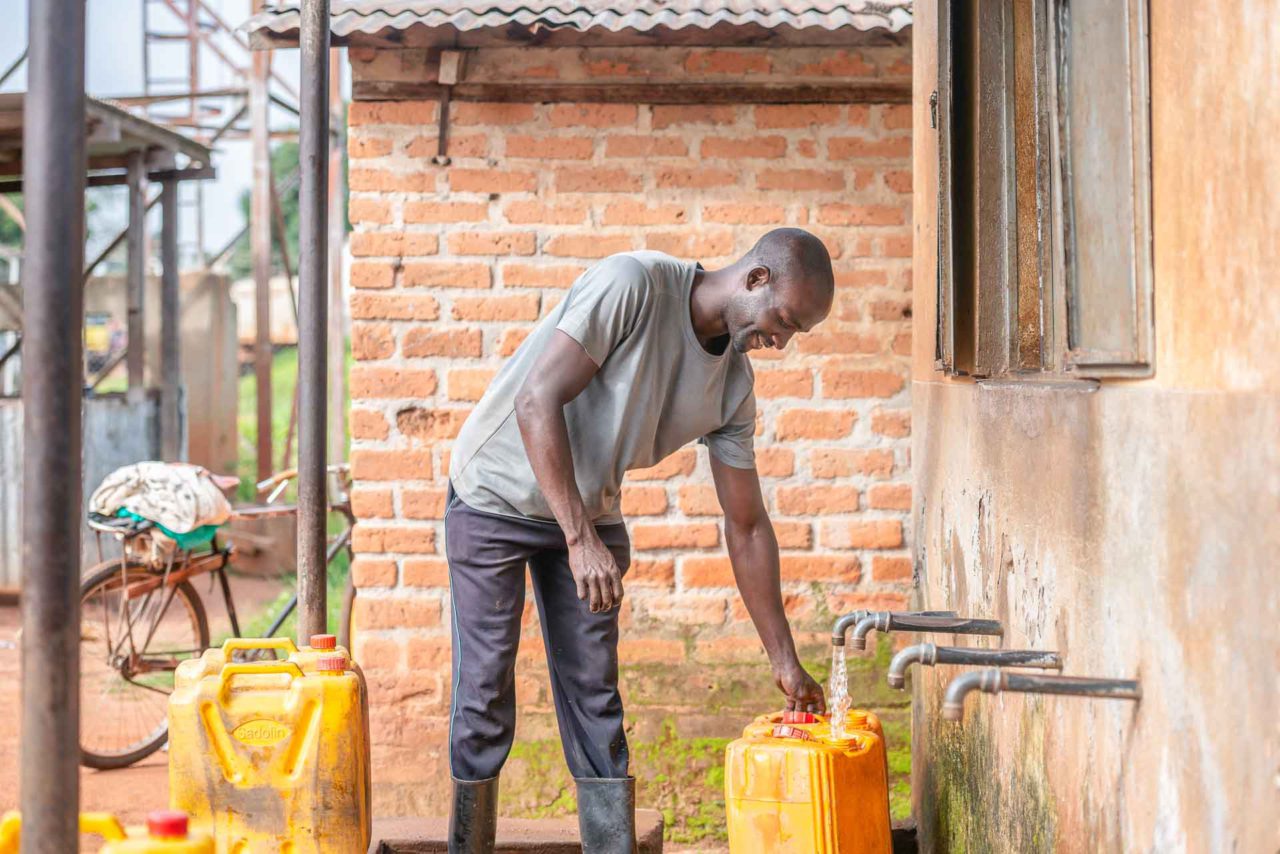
[850,612,1004,651]
[942,669,1142,721]
[886,644,1063,689]
[831,609,957,646]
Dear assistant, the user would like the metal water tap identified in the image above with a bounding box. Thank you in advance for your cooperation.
[831,610,957,647]
[941,670,1142,721]
[848,612,1004,651]
[886,643,1063,689]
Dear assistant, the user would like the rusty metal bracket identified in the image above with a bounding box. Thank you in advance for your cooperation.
[433,50,464,166]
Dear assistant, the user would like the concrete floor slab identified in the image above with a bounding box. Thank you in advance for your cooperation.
[371,809,664,853]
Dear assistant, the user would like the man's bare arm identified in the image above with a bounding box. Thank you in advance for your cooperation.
[514,330,624,612]
[711,456,825,712]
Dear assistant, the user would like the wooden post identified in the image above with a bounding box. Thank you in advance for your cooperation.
[160,179,182,460]
[251,26,273,484]
[125,150,146,402]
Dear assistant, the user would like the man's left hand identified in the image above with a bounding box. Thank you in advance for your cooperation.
[775,661,826,714]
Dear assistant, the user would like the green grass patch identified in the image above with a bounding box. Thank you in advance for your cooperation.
[235,344,353,503]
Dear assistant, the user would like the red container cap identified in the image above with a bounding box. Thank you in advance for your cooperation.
[316,654,346,673]
[309,633,337,650]
[782,711,817,725]
[147,811,189,838]
[771,724,814,742]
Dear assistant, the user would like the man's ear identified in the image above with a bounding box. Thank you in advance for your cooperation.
[746,264,771,291]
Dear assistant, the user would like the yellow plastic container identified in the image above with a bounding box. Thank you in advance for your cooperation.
[725,710,892,854]
[168,651,371,853]
[102,812,215,853]
[175,636,357,687]
[0,810,212,853]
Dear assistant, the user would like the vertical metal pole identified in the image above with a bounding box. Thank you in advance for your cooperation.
[21,0,85,849]
[160,180,182,460]
[126,151,147,402]
[297,0,331,642]
[327,50,347,470]
[250,24,273,484]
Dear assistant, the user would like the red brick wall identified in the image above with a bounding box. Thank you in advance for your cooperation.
[344,68,912,815]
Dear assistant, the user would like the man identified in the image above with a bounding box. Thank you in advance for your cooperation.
[445,228,834,853]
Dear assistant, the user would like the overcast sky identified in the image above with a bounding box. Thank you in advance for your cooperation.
[0,1,328,267]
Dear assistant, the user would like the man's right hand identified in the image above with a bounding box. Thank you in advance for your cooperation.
[568,531,624,613]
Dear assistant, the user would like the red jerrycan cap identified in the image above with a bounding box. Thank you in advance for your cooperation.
[316,654,347,673]
[782,710,818,725]
[147,811,189,838]
[771,724,814,741]
[309,633,337,650]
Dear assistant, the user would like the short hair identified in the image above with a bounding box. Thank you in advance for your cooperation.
[747,228,835,300]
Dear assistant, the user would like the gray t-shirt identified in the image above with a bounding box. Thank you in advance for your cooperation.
[449,250,757,524]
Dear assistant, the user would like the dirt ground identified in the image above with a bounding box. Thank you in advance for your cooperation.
[0,574,733,851]
[0,572,284,826]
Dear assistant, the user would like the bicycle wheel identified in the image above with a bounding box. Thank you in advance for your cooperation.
[79,558,209,770]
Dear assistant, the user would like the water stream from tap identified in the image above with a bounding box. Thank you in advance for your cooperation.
[829,644,851,739]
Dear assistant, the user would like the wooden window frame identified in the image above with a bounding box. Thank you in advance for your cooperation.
[935,0,1154,381]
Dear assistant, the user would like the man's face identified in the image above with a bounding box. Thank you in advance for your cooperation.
[726,271,830,354]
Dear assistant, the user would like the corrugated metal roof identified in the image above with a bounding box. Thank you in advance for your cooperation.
[244,1,913,38]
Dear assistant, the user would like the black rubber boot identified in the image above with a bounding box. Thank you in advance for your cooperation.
[449,776,499,854]
[575,776,638,854]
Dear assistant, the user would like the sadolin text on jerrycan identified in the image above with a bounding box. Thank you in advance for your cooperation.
[725,710,892,854]
[0,810,212,853]
[168,643,371,853]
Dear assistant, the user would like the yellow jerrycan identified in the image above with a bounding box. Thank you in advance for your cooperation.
[725,710,892,854]
[101,812,215,853]
[168,650,371,853]
[0,810,212,853]
[176,635,357,685]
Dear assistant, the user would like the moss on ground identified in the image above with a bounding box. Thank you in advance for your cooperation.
[502,636,913,843]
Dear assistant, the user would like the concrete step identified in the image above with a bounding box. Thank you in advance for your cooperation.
[371,809,665,853]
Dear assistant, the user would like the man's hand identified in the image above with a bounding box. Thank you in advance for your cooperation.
[567,531,624,612]
[775,661,826,714]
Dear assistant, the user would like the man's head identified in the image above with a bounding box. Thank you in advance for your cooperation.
[723,228,835,354]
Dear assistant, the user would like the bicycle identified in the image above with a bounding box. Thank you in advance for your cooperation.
[77,463,358,770]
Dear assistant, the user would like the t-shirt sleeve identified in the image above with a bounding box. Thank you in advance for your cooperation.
[700,391,757,469]
[555,256,651,367]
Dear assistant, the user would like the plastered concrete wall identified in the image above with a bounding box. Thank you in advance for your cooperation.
[343,42,917,821]
[910,2,1280,851]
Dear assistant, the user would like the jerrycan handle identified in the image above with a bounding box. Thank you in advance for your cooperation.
[0,812,128,853]
[221,637,299,656]
[79,813,129,841]
[218,660,306,691]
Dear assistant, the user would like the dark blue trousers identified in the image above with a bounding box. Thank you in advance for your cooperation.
[445,486,632,782]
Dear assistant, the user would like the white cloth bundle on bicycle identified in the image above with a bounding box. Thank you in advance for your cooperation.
[90,461,233,533]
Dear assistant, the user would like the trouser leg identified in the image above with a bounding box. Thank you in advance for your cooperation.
[446,500,530,782]
[527,522,632,780]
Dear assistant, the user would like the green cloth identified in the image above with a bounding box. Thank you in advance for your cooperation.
[116,508,219,549]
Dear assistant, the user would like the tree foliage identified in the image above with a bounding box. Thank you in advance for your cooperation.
[228,142,300,281]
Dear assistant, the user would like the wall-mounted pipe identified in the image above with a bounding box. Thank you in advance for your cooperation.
[942,670,1142,721]
[831,610,957,647]
[886,643,1062,689]
[849,612,1004,651]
